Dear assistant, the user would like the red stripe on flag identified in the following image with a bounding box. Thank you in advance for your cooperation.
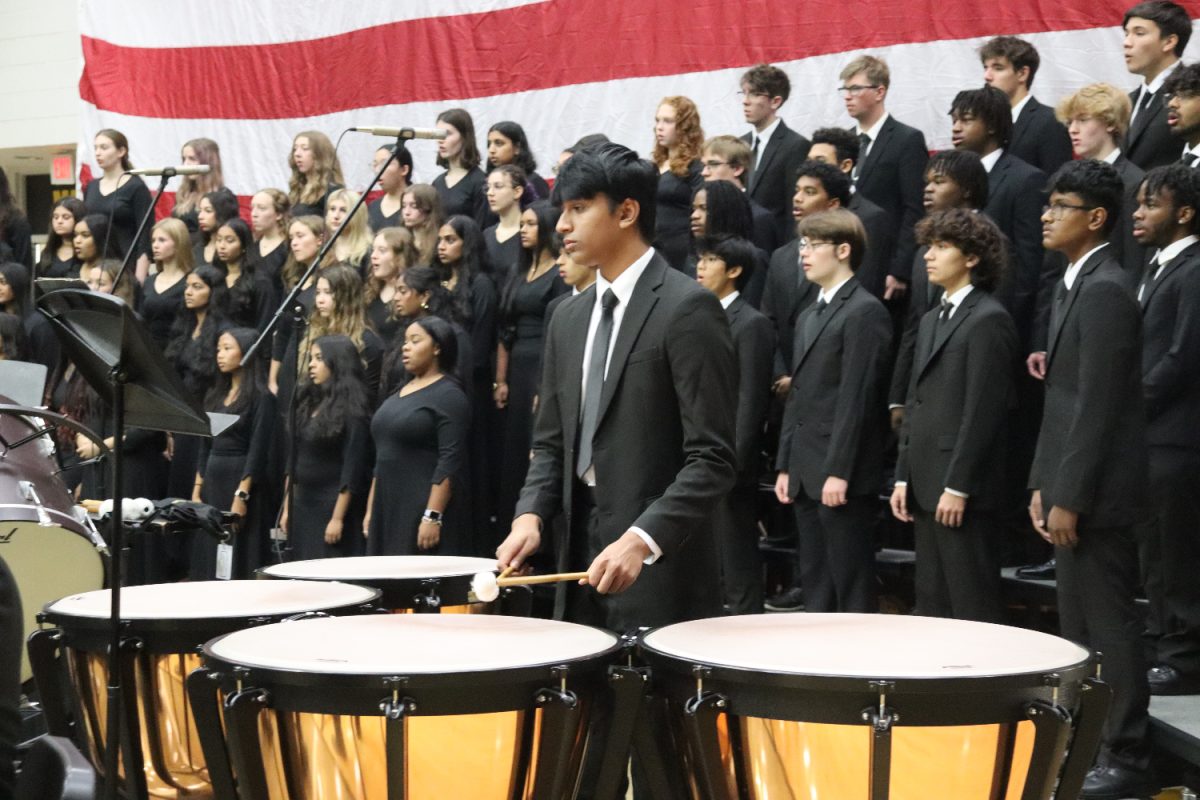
[80,0,1160,120]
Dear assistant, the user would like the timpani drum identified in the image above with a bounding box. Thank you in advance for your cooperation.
[29,580,380,799]
[638,614,1110,800]
[189,614,632,800]
[258,555,530,614]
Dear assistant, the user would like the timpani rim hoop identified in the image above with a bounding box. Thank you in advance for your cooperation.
[258,555,500,581]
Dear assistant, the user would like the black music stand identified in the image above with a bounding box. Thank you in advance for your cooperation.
[36,288,211,800]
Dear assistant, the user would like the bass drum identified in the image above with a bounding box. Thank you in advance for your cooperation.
[0,400,105,683]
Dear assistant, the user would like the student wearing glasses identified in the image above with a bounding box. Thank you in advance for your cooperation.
[737,64,811,243]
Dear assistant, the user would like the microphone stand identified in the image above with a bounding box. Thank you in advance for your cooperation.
[112,170,176,290]
[243,131,408,561]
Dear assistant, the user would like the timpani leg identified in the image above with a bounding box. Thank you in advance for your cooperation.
[682,692,733,800]
[224,687,272,800]
[186,667,238,800]
[1018,700,1071,800]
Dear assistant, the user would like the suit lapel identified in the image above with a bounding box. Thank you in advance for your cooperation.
[1142,241,1200,308]
[726,294,744,324]
[918,290,977,377]
[750,121,788,193]
[857,117,893,181]
[1047,251,1105,364]
[986,154,1014,208]
[596,256,664,427]
[562,286,594,444]
[794,278,856,373]
[1127,89,1161,151]
[1009,98,1036,153]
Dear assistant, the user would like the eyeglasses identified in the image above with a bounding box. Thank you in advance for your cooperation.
[701,159,728,169]
[1042,202,1095,219]
[838,84,880,95]
[798,238,836,252]
[737,90,770,99]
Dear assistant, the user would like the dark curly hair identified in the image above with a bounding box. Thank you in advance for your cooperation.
[1163,62,1200,99]
[915,208,1009,293]
[950,86,1013,149]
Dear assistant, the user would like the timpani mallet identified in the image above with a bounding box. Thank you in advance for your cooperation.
[471,570,589,602]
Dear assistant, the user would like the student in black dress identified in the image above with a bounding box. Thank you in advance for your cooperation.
[380,266,472,397]
[367,144,413,233]
[215,217,274,330]
[248,188,290,292]
[141,218,193,352]
[171,137,225,233]
[288,130,344,218]
[36,197,86,283]
[325,188,373,275]
[164,265,230,501]
[365,316,472,555]
[281,334,372,560]
[482,164,526,276]
[0,262,59,376]
[192,187,240,267]
[402,184,445,266]
[433,108,492,227]
[0,168,32,269]
[270,215,331,397]
[367,226,419,345]
[486,121,550,201]
[494,201,568,527]
[192,327,276,578]
[83,129,154,282]
[653,96,706,272]
[72,213,119,284]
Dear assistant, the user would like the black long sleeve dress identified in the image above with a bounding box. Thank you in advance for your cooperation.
[193,390,276,579]
[287,414,371,560]
[226,270,276,331]
[453,273,499,549]
[434,170,495,229]
[0,212,33,269]
[368,377,471,555]
[138,273,187,353]
[248,239,288,297]
[654,160,704,272]
[483,226,521,277]
[37,252,79,281]
[83,178,153,263]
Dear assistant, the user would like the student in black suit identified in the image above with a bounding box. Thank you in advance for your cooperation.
[1123,0,1193,171]
[701,135,780,254]
[762,239,816,405]
[1129,165,1200,695]
[887,151,989,432]
[840,55,928,300]
[697,235,774,614]
[498,142,738,632]
[979,36,1073,174]
[951,87,1046,347]
[1165,62,1200,164]
[1058,83,1147,278]
[774,210,892,613]
[738,64,811,242]
[891,210,1018,623]
[1032,160,1154,800]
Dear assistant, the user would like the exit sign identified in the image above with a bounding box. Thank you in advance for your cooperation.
[51,155,74,186]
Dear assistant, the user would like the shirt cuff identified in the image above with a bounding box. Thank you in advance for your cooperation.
[945,488,969,499]
[630,526,662,565]
[888,404,904,410]
[894,481,907,488]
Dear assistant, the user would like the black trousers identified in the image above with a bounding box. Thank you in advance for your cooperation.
[911,499,1003,623]
[792,493,876,612]
[1056,525,1150,771]
[1139,446,1200,674]
[0,555,22,798]
[715,484,764,614]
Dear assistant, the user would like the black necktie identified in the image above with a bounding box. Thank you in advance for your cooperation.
[937,297,952,324]
[577,289,619,479]
[803,298,828,348]
[747,135,761,188]
[1184,152,1199,168]
[1133,90,1154,126]
[1050,282,1068,333]
[853,133,871,182]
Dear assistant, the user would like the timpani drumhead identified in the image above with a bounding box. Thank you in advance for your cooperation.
[45,579,378,619]
[208,613,617,674]
[260,554,498,581]
[642,614,1090,678]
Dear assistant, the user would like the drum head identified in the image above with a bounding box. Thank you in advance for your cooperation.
[46,579,378,620]
[8,522,104,682]
[642,614,1090,680]
[260,555,498,581]
[207,614,617,675]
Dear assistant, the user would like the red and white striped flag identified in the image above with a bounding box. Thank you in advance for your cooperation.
[78,0,1199,203]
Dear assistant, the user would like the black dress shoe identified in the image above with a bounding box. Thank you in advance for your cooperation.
[1081,763,1158,799]
[1147,664,1200,695]
[1015,558,1056,579]
[764,586,804,612]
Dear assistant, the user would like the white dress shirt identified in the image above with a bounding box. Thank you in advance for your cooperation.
[1063,242,1110,290]
[750,118,782,171]
[1131,59,1181,126]
[1139,234,1199,300]
[980,148,1003,173]
[719,290,740,309]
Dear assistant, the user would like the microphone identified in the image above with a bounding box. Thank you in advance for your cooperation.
[352,126,448,140]
[126,165,212,177]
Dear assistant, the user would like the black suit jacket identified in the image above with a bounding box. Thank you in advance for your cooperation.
[726,295,775,483]
[1112,154,1149,278]
[743,121,811,242]
[1029,249,1147,527]
[749,197,781,255]
[848,192,896,299]
[1126,86,1181,171]
[888,245,941,405]
[895,289,1018,512]
[516,253,738,628]
[761,238,819,379]
[1009,97,1073,175]
[853,116,928,283]
[983,151,1047,347]
[776,277,892,500]
[1138,240,1200,450]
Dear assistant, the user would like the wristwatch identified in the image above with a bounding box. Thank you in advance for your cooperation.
[235,489,251,502]
[422,508,443,525]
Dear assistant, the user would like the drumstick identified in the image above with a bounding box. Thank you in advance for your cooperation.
[498,565,517,580]
[496,571,589,587]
